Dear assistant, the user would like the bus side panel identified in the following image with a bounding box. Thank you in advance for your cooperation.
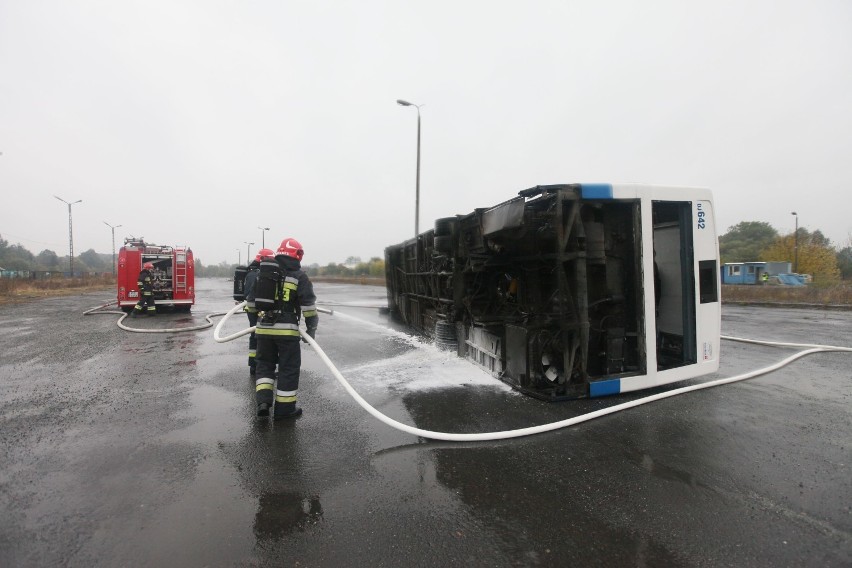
[694,199,720,369]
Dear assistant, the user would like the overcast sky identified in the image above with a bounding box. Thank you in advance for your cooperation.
[1,0,850,266]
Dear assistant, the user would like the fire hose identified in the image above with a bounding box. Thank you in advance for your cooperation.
[213,302,852,442]
[83,300,229,333]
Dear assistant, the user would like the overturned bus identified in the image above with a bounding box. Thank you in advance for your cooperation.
[384,183,721,400]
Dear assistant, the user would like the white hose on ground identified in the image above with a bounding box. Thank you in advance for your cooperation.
[303,332,851,442]
[84,300,229,333]
[214,302,852,441]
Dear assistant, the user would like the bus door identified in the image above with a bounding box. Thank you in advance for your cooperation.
[653,201,697,370]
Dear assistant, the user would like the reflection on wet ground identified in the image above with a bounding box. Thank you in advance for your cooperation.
[254,492,324,540]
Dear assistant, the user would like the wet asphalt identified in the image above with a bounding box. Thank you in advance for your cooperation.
[0,279,850,567]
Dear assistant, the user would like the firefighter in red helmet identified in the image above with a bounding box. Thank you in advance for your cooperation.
[132,262,157,317]
[254,237,318,419]
[244,248,275,375]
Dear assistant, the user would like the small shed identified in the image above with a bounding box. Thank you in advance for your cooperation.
[721,261,793,285]
[722,262,762,285]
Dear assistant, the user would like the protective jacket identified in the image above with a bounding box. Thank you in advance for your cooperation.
[243,260,261,313]
[137,269,154,293]
[133,268,156,314]
[255,256,318,340]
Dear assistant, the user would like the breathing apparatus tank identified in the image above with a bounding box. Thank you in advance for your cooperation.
[233,265,248,301]
[254,259,284,312]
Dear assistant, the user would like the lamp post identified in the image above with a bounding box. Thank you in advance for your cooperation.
[237,249,241,266]
[54,195,82,276]
[103,221,122,275]
[244,242,254,264]
[396,99,422,239]
[791,211,799,273]
[258,226,269,249]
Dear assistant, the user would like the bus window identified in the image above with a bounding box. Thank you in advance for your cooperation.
[699,260,718,304]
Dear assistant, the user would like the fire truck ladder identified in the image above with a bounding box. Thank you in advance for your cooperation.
[174,250,187,293]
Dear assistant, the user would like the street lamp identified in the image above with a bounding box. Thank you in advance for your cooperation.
[791,211,799,273]
[103,221,123,276]
[244,242,254,264]
[396,99,422,239]
[258,226,269,249]
[237,249,242,266]
[54,195,82,276]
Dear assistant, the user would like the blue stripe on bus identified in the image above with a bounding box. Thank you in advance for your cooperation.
[589,378,621,397]
[580,184,614,199]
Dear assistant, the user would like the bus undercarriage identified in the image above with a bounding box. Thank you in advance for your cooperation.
[385,184,703,400]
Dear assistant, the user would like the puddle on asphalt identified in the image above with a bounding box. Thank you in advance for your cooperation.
[131,446,258,566]
[161,383,248,444]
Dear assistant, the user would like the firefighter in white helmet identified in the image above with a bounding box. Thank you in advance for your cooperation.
[253,238,318,419]
[244,247,275,375]
[132,262,157,317]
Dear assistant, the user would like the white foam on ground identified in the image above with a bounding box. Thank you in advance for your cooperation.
[333,310,516,394]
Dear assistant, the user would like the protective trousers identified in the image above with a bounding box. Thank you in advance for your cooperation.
[255,335,301,416]
[134,289,156,314]
[246,311,258,371]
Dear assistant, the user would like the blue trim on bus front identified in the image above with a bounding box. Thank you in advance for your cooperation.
[589,378,621,397]
[580,184,613,199]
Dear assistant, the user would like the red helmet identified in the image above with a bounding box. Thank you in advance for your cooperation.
[276,238,304,261]
[255,248,274,262]
[143,262,154,270]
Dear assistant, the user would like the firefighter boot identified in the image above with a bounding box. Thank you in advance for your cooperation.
[255,377,274,418]
[273,401,302,420]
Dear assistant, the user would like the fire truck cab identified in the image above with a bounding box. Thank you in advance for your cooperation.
[117,238,195,312]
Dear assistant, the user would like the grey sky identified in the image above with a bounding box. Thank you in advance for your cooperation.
[1,0,850,267]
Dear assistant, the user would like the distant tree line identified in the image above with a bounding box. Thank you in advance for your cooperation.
[719,222,851,283]
[0,236,387,279]
[0,235,113,273]
[305,257,385,278]
[190,256,386,279]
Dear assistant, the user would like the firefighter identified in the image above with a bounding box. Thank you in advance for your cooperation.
[254,238,318,420]
[132,262,157,316]
[244,248,274,375]
[762,272,769,285]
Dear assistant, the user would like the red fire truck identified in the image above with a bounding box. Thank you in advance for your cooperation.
[117,238,195,312]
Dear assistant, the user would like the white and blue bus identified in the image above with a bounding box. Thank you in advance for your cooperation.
[385,183,721,400]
